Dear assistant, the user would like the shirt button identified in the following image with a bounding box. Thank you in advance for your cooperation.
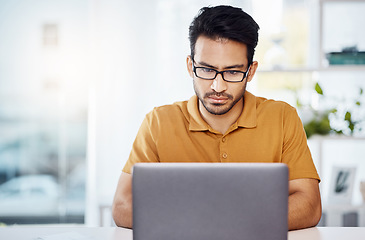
[222,137,226,143]
[222,153,228,159]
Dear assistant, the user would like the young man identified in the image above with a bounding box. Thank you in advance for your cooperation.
[112,5,321,230]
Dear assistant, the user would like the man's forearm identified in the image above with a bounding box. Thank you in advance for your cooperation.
[112,200,133,228]
[112,172,133,228]
[288,190,322,230]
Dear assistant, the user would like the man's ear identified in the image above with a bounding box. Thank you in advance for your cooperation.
[186,55,194,78]
[246,61,258,83]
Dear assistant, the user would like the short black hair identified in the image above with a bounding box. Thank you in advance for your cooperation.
[189,5,259,64]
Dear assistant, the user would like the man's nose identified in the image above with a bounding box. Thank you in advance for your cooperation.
[210,73,227,93]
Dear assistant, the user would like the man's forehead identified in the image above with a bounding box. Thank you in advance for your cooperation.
[194,36,248,68]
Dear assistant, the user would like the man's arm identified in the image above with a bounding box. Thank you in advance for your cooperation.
[112,172,321,230]
[288,178,322,230]
[112,172,133,228]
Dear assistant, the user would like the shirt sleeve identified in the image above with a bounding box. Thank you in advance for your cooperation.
[282,106,320,181]
[122,111,159,174]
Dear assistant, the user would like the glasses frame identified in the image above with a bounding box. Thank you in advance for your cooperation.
[192,60,251,83]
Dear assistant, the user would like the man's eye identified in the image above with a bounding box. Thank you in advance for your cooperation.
[201,68,214,73]
[226,70,239,75]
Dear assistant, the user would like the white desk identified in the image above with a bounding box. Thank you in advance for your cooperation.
[288,227,365,240]
[0,226,365,239]
[0,226,132,239]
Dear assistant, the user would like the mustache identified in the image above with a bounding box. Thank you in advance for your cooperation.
[204,92,233,100]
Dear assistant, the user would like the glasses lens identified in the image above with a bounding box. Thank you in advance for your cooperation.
[223,71,244,82]
[195,67,216,79]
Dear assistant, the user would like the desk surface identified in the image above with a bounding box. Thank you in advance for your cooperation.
[0,226,365,240]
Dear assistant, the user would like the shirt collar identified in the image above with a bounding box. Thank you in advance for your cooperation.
[187,95,210,131]
[237,91,257,128]
[187,91,257,131]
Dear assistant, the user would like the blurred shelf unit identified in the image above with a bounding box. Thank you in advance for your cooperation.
[308,135,365,177]
[259,0,365,74]
[323,204,365,227]
[258,65,365,73]
[318,0,365,71]
[310,135,365,227]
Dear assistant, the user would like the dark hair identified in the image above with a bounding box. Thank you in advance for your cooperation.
[189,5,259,64]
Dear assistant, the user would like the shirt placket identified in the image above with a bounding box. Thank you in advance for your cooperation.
[220,135,228,162]
[219,124,239,162]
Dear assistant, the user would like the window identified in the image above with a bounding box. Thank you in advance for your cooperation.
[0,0,89,224]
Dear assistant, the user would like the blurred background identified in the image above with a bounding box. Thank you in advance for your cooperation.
[0,0,365,227]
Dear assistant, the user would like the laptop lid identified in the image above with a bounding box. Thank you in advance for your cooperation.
[132,163,288,240]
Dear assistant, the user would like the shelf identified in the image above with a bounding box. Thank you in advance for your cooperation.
[319,0,365,69]
[321,0,365,3]
[257,65,365,73]
[308,135,365,141]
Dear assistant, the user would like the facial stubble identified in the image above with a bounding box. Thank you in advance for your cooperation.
[193,79,247,115]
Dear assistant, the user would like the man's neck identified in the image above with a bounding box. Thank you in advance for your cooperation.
[199,98,244,134]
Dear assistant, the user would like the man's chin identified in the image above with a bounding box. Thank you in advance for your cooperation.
[205,104,231,115]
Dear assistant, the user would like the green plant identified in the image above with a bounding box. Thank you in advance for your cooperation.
[332,88,363,135]
[298,83,364,138]
[303,110,332,138]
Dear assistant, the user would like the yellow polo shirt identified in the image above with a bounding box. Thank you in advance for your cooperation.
[123,91,320,181]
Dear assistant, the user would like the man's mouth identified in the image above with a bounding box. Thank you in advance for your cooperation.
[205,92,232,104]
[207,95,229,104]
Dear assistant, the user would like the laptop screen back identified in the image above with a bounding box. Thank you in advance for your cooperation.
[132,163,288,240]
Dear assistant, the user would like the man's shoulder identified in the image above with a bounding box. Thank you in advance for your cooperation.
[254,94,296,112]
[141,99,193,134]
[151,99,188,113]
[147,99,190,121]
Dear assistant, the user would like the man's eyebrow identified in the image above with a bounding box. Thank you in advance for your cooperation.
[224,64,245,69]
[196,61,245,69]
[196,61,217,68]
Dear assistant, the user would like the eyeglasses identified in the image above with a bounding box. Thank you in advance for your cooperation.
[192,61,251,83]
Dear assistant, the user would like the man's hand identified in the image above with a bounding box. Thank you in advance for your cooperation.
[288,178,322,230]
[112,172,133,228]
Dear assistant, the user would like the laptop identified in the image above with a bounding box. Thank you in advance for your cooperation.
[132,162,288,240]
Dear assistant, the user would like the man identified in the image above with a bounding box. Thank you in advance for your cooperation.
[112,5,321,230]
